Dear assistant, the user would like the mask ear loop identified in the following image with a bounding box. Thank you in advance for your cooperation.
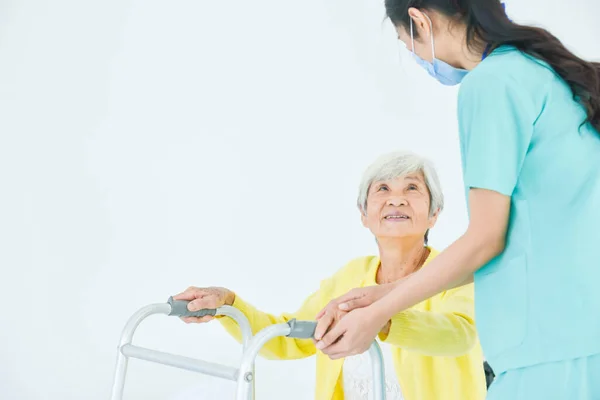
[410,13,436,62]
[410,17,415,55]
[422,13,436,62]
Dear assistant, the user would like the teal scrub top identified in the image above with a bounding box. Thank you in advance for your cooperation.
[457,46,600,374]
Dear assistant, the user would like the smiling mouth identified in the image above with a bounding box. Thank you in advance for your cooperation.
[384,215,409,220]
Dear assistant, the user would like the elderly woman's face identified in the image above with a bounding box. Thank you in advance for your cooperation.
[361,172,438,240]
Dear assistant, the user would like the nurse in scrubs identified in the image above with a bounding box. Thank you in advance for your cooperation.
[314,0,600,398]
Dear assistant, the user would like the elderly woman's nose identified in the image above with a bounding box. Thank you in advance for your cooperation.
[386,195,408,206]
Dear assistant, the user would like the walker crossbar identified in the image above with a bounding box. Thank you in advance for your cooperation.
[110,298,387,400]
[120,344,239,381]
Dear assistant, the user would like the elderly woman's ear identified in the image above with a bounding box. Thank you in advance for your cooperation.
[428,208,440,229]
[360,207,368,227]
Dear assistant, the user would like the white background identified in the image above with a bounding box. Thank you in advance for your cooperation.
[1,0,598,399]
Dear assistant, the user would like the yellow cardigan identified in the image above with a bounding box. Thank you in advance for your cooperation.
[219,248,487,400]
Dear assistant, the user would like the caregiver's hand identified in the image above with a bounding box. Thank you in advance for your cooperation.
[315,305,390,359]
[172,286,235,323]
[313,300,348,342]
[314,283,395,344]
[334,283,397,312]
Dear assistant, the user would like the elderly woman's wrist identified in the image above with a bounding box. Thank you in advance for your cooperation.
[225,290,236,306]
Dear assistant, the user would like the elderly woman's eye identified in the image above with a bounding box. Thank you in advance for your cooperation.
[378,185,389,191]
[408,184,419,190]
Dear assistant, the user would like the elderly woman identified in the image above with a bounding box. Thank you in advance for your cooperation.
[173,150,486,400]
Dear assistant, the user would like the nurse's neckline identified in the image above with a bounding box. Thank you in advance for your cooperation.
[471,44,514,71]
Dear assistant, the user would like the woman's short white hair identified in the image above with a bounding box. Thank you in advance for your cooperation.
[357,150,444,216]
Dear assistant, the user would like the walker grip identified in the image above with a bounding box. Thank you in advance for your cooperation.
[286,319,317,339]
[167,296,217,318]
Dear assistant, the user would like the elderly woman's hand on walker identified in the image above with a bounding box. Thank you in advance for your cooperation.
[172,286,236,323]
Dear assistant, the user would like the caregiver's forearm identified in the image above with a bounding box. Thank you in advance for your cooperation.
[457,273,474,287]
[377,231,503,320]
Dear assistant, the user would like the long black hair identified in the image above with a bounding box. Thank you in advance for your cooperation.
[385,0,600,133]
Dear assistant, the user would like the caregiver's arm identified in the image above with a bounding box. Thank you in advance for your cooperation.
[375,188,510,319]
[379,283,477,356]
[316,188,510,355]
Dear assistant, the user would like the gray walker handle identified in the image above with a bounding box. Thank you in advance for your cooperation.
[110,299,387,400]
[167,296,217,318]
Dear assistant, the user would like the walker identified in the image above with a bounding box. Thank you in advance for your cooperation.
[110,297,387,399]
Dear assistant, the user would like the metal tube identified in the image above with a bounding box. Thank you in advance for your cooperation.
[218,306,255,399]
[235,323,292,400]
[121,344,239,381]
[368,341,386,400]
[110,302,255,400]
[111,349,128,400]
[218,306,253,350]
[111,303,171,400]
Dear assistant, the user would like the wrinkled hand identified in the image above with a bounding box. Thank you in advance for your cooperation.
[316,306,389,360]
[172,286,235,324]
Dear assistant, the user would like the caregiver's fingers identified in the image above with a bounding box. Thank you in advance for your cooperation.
[338,296,372,312]
[319,335,360,359]
[316,298,340,319]
[327,351,352,360]
[319,338,347,357]
[335,288,369,311]
[316,323,346,350]
[315,305,328,320]
[314,312,334,341]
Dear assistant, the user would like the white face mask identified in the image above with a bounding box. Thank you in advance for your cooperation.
[409,14,469,86]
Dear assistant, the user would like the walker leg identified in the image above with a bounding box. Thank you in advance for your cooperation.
[110,351,128,400]
[235,323,293,400]
[110,303,171,399]
[368,341,386,400]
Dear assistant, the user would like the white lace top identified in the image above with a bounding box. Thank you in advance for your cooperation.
[342,341,404,400]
